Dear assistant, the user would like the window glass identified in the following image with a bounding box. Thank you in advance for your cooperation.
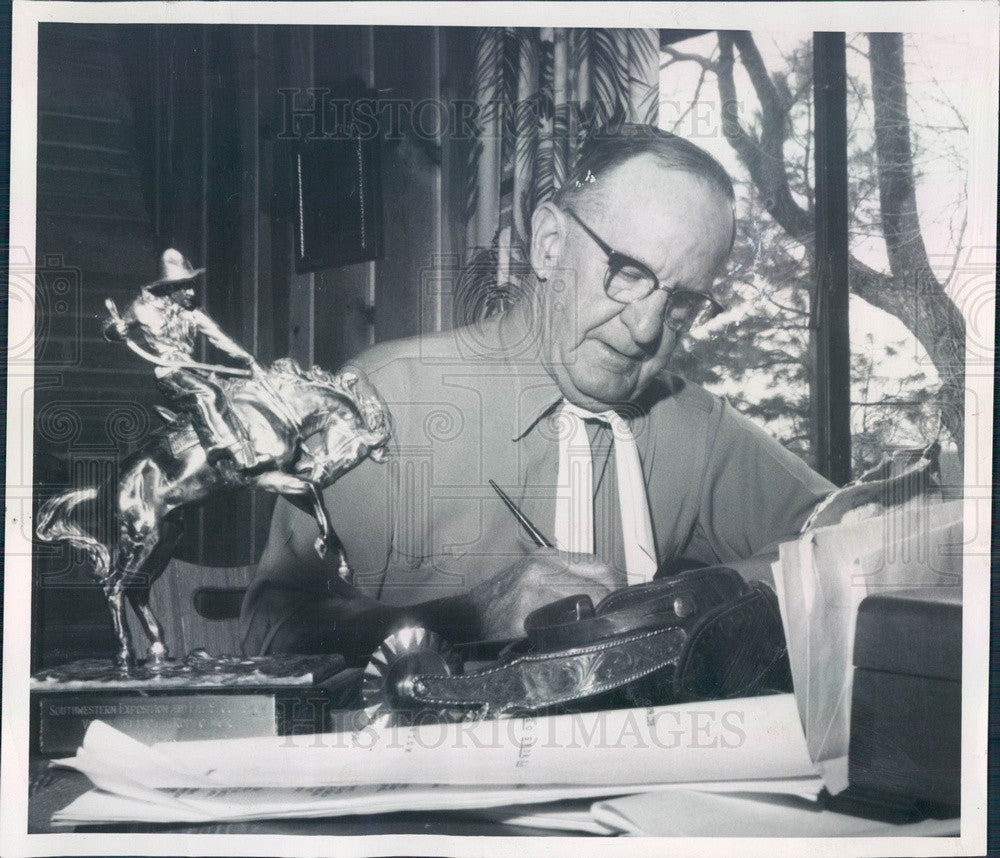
[659,31,969,477]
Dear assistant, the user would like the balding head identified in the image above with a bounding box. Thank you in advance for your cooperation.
[555,124,734,216]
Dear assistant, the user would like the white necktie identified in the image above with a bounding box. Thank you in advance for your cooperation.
[553,400,658,586]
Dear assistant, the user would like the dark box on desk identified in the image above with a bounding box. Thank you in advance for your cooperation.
[849,587,961,809]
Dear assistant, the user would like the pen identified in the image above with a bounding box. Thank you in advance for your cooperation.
[489,479,554,548]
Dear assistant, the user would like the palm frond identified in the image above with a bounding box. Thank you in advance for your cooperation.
[635,81,660,126]
[474,28,504,122]
[551,101,575,191]
[589,29,630,125]
[463,26,666,310]
[537,33,556,120]
[464,137,483,225]
[454,238,533,327]
[627,29,661,124]
[628,29,660,75]
[500,27,523,122]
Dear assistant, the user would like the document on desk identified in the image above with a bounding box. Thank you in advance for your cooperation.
[51,694,823,827]
[63,693,817,787]
[590,790,961,837]
[773,498,963,794]
[51,780,667,828]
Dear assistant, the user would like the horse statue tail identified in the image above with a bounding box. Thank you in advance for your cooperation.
[36,487,112,579]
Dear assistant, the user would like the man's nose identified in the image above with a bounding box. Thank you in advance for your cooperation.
[618,289,669,346]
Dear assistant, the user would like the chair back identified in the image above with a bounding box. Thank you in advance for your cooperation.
[124,558,254,659]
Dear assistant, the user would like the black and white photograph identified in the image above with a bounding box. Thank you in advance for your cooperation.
[2,2,996,855]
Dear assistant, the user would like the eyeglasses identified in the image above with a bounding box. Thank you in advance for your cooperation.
[563,208,725,333]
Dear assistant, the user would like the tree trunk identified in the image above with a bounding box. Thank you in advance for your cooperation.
[867,33,964,455]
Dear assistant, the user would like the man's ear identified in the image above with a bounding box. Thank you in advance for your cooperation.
[529,202,566,283]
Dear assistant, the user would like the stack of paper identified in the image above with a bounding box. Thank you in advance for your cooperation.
[772,498,963,793]
[52,694,823,831]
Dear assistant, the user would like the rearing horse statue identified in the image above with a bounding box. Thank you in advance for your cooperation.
[37,251,391,669]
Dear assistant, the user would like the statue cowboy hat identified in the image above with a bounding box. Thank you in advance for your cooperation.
[143,248,205,294]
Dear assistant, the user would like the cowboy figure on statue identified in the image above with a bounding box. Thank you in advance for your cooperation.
[104,248,257,470]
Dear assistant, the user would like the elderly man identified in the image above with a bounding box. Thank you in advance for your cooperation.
[240,126,833,662]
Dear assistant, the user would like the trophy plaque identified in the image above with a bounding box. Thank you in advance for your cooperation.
[30,653,360,757]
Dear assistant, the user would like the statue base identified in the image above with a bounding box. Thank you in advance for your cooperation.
[30,653,358,757]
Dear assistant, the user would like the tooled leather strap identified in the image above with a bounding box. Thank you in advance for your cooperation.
[388,568,786,716]
[393,625,688,716]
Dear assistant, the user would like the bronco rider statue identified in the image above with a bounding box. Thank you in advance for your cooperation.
[104,248,258,471]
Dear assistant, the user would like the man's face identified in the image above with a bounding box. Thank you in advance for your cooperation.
[171,285,197,310]
[538,157,734,410]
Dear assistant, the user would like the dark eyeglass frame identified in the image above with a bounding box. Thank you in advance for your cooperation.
[563,207,726,331]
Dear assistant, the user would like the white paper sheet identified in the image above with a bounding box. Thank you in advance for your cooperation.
[52,783,643,826]
[475,801,618,835]
[590,789,961,837]
[122,694,817,789]
[52,777,826,829]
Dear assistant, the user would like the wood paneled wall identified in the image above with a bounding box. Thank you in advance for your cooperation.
[33,24,161,665]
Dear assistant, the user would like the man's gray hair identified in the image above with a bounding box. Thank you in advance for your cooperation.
[553,123,735,209]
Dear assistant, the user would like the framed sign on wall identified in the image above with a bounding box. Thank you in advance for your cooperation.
[292,86,384,273]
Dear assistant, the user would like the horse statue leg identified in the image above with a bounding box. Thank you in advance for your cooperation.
[102,576,133,669]
[252,472,337,559]
[124,515,184,667]
[114,459,172,667]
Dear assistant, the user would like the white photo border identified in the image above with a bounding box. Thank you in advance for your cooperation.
[3,2,996,856]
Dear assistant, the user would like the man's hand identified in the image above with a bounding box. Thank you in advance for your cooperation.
[466,549,625,640]
[103,298,129,342]
[103,319,129,342]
